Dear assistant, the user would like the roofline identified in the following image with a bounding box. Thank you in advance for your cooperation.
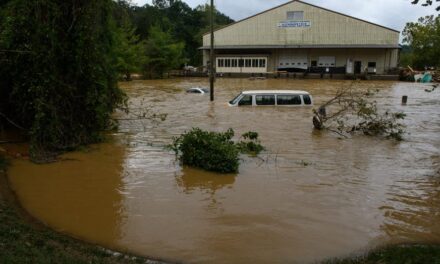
[242,90,310,95]
[203,0,400,36]
[199,44,401,50]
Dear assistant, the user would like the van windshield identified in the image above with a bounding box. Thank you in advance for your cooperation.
[229,93,243,105]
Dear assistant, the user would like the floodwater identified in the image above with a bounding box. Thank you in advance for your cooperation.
[6,79,440,263]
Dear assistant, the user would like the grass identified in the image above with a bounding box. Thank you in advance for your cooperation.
[324,244,440,264]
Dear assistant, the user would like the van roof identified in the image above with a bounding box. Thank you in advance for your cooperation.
[242,90,310,95]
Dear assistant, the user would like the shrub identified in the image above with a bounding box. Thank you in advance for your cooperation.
[313,84,406,141]
[236,131,265,156]
[169,128,239,173]
[169,128,265,173]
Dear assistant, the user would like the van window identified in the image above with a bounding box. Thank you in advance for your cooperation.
[277,95,301,105]
[238,95,253,106]
[302,94,312,105]
[256,95,275,105]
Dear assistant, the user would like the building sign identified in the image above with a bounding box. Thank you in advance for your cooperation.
[278,21,311,28]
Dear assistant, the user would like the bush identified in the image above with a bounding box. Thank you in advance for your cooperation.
[313,85,406,141]
[169,128,239,173]
[236,131,265,156]
[169,128,265,173]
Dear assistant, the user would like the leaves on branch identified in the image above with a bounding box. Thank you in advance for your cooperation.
[313,82,406,141]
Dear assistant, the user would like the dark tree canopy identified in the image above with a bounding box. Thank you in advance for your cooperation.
[0,0,233,160]
[403,15,440,68]
[0,0,125,159]
[411,0,440,11]
[116,0,234,66]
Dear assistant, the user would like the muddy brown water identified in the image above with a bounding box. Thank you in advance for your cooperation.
[6,79,440,263]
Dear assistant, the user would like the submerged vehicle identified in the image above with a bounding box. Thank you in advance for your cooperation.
[228,90,313,107]
[186,87,209,94]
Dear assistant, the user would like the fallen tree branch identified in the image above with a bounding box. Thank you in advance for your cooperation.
[0,112,26,130]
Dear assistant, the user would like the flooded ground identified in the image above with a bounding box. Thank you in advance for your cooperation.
[6,79,440,263]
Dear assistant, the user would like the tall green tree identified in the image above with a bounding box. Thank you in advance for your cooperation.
[403,15,440,68]
[121,0,233,66]
[112,1,146,80]
[143,26,185,78]
[0,0,125,160]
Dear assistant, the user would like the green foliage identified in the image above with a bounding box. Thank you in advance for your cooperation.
[411,0,440,11]
[142,25,185,78]
[0,0,125,160]
[403,15,440,68]
[325,244,440,264]
[236,131,265,156]
[112,4,146,80]
[169,128,265,173]
[399,45,415,67]
[116,0,234,66]
[169,128,239,173]
[314,86,406,141]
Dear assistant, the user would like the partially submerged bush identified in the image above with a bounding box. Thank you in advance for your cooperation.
[236,131,265,155]
[169,128,264,173]
[313,84,406,141]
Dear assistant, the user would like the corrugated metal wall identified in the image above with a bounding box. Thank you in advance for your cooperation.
[203,1,399,47]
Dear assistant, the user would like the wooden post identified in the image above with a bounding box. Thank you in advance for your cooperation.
[402,95,408,105]
[209,0,215,101]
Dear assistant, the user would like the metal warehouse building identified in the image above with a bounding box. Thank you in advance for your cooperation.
[201,0,400,75]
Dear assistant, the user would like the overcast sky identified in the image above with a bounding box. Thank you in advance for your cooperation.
[132,0,438,35]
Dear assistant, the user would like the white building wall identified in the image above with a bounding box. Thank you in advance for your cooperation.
[203,1,399,47]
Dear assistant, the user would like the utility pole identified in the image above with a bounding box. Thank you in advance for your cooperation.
[209,0,215,101]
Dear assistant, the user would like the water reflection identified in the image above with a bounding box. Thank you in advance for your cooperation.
[176,167,236,195]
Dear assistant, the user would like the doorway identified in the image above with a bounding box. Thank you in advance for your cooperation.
[354,61,362,74]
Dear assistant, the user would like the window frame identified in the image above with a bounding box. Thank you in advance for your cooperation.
[276,94,302,106]
[256,95,276,106]
[238,95,253,106]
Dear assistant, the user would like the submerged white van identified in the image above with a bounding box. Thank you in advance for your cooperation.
[228,90,313,107]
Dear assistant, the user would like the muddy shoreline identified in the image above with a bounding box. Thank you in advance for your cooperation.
[0,164,171,264]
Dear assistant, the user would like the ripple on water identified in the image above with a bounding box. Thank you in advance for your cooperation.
[7,79,440,264]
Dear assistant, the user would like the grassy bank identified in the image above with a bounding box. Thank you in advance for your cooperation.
[0,155,165,264]
[325,244,440,264]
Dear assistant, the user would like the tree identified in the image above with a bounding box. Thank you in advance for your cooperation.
[312,83,406,141]
[403,15,440,68]
[142,25,185,78]
[0,0,125,161]
[112,1,146,80]
[411,0,440,11]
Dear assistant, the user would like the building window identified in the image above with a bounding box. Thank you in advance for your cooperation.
[218,59,224,67]
[245,59,251,67]
[232,59,238,67]
[225,59,231,67]
[252,59,258,67]
[239,59,244,67]
[368,62,376,68]
[287,11,303,21]
[259,59,266,68]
